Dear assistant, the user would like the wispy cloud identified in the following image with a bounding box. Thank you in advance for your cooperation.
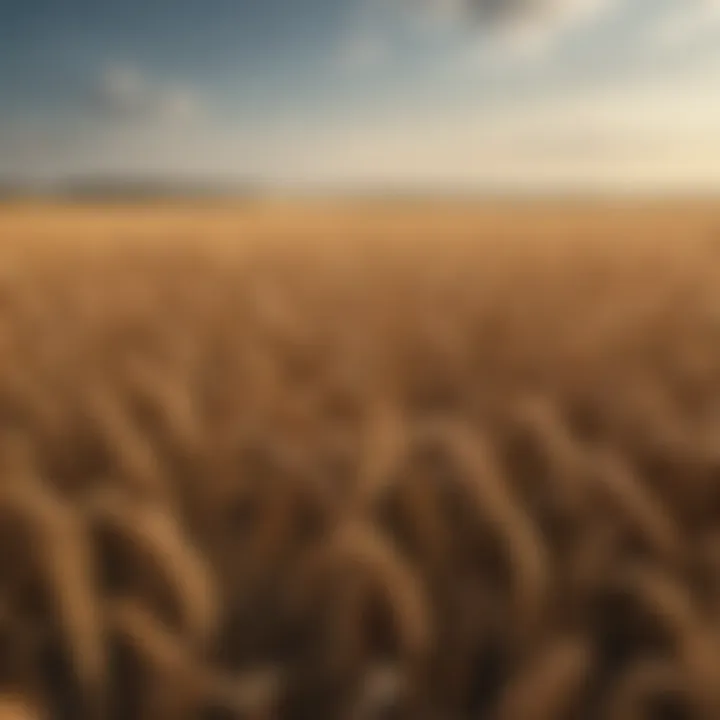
[336,0,405,71]
[645,0,720,50]
[417,0,613,27]
[339,0,621,69]
[441,0,720,61]
[93,65,203,124]
[414,0,618,54]
[0,65,217,182]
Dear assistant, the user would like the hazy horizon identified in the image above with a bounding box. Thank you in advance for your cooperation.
[3,0,720,193]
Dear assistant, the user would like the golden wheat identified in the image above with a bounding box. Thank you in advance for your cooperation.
[0,201,718,718]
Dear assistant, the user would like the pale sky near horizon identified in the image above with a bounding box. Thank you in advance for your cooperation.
[2,0,720,191]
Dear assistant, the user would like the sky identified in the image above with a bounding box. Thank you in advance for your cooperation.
[2,0,720,191]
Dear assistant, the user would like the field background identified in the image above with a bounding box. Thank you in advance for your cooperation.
[0,201,720,719]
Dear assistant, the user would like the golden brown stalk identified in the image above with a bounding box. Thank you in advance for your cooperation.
[370,442,453,582]
[587,447,683,564]
[494,637,593,720]
[106,598,205,720]
[78,383,170,503]
[0,478,105,720]
[601,564,720,712]
[353,402,408,513]
[0,696,43,720]
[602,660,691,720]
[293,521,432,672]
[85,487,218,651]
[434,421,548,643]
[503,395,589,510]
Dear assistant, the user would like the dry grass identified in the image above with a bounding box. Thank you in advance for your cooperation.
[0,200,719,719]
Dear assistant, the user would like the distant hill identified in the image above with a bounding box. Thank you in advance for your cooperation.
[0,178,45,200]
[0,175,266,202]
[59,175,266,201]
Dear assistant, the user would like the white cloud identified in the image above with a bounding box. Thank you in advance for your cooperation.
[336,0,405,71]
[343,0,720,67]
[340,0,620,68]
[645,0,720,50]
[445,0,720,59]
[94,65,203,124]
[491,0,617,56]
[414,0,617,49]
[417,0,610,26]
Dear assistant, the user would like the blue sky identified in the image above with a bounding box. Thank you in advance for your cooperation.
[2,0,720,189]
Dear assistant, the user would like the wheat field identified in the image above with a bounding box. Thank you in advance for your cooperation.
[0,200,719,719]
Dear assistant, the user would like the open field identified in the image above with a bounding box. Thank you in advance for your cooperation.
[0,201,720,719]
